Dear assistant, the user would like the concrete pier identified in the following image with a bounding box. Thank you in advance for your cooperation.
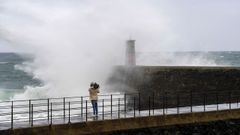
[2,108,240,135]
[107,66,240,109]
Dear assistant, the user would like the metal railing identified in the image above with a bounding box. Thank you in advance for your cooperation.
[1,90,240,130]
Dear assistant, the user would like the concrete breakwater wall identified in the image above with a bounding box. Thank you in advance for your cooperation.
[107,66,240,109]
[3,108,240,135]
[109,119,240,135]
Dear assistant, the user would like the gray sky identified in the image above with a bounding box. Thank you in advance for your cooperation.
[157,0,240,51]
[0,0,240,52]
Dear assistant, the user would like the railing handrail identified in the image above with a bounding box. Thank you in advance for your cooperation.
[2,89,240,104]
[0,92,137,103]
[2,89,240,103]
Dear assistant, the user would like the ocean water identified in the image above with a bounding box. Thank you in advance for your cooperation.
[136,51,240,66]
[0,53,40,100]
[0,52,240,101]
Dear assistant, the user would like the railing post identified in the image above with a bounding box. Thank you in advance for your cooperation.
[177,92,179,114]
[31,104,33,127]
[165,92,168,114]
[138,93,141,115]
[216,92,219,111]
[190,90,192,113]
[50,103,52,125]
[133,97,136,118]
[237,95,239,108]
[124,94,126,118]
[118,98,120,118]
[149,96,151,116]
[229,91,232,109]
[111,95,112,119]
[47,99,49,122]
[163,92,165,115]
[81,97,83,118]
[29,100,31,124]
[86,100,88,121]
[68,102,71,124]
[204,93,206,112]
[63,97,66,121]
[11,101,13,129]
[102,99,104,120]
[152,92,155,115]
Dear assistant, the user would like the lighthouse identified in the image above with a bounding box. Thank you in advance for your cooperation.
[125,39,136,66]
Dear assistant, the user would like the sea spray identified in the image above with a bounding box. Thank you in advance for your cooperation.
[0,0,230,100]
[0,0,169,99]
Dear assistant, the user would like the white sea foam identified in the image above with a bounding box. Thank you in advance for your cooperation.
[0,0,169,99]
[0,1,226,99]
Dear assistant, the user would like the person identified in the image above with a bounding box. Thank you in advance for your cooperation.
[89,82,100,116]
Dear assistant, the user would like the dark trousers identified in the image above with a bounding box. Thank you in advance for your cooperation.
[91,100,98,115]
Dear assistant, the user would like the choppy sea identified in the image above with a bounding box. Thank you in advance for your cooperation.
[0,52,240,100]
[0,53,40,100]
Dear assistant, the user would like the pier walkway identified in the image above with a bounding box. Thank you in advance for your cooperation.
[1,90,240,134]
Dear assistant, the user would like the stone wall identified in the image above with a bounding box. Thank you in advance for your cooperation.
[107,66,240,109]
